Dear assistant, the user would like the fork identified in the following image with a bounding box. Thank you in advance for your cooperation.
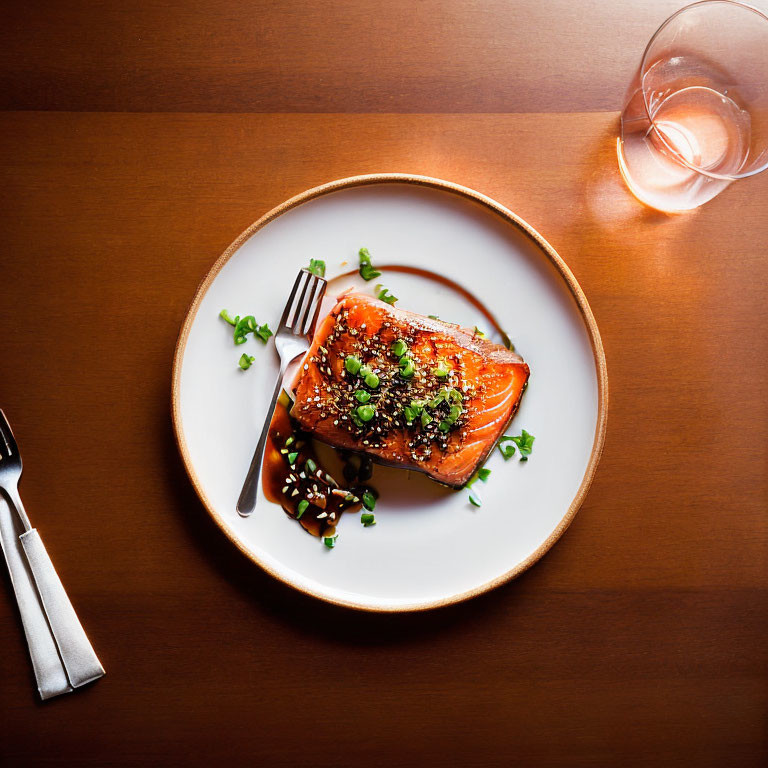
[237,269,327,516]
[0,409,104,696]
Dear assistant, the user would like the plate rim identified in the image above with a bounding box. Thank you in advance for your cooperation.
[171,173,609,612]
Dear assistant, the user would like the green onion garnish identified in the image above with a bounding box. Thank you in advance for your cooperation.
[362,491,376,511]
[287,451,298,465]
[361,513,376,527]
[427,314,440,320]
[433,361,451,378]
[220,309,238,326]
[323,535,337,549]
[297,499,309,518]
[285,436,294,447]
[377,287,398,305]
[358,247,381,281]
[438,420,451,433]
[345,355,362,375]
[308,259,326,277]
[509,429,535,461]
[305,458,317,474]
[358,364,372,378]
[420,409,432,427]
[474,326,488,339]
[391,339,408,357]
[478,467,491,482]
[468,490,482,507]
[238,353,255,370]
[355,390,371,404]
[428,391,445,409]
[254,323,273,343]
[448,388,463,403]
[399,357,415,379]
[364,372,379,388]
[356,404,376,422]
[497,436,516,460]
[447,404,462,423]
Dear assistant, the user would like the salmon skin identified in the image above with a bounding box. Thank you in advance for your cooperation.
[290,294,529,489]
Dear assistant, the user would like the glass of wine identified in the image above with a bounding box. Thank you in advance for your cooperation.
[618,0,768,212]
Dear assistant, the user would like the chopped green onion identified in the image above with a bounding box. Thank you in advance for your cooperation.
[399,357,415,379]
[231,314,272,345]
[433,361,451,378]
[420,409,433,427]
[509,430,535,460]
[438,420,452,433]
[220,309,238,326]
[448,388,463,403]
[345,355,362,375]
[297,499,309,518]
[351,413,364,427]
[308,258,326,277]
[447,404,462,423]
[287,451,298,465]
[468,490,482,507]
[358,364,372,378]
[285,436,295,447]
[428,314,440,320]
[305,458,317,474]
[478,467,491,482]
[361,513,376,526]
[403,400,424,423]
[428,391,445,409]
[474,326,488,339]
[355,390,371,404]
[362,491,376,511]
[497,436,516,460]
[391,339,408,357]
[254,323,273,343]
[364,372,380,388]
[356,404,376,422]
[377,287,398,305]
[323,535,337,549]
[238,354,255,370]
[358,247,381,281]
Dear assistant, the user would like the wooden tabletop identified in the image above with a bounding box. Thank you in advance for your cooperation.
[1,2,766,766]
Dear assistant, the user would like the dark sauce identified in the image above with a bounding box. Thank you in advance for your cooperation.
[263,395,372,537]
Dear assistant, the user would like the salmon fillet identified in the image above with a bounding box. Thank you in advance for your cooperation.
[290,294,530,488]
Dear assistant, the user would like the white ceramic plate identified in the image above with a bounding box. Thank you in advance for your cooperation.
[172,175,607,612]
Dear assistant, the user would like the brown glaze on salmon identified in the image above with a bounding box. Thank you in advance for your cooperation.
[290,294,530,489]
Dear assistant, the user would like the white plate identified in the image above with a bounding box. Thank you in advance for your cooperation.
[172,175,608,612]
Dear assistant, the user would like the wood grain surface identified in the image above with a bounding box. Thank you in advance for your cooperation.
[1,2,767,767]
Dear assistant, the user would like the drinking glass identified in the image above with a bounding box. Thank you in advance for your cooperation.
[618,0,768,212]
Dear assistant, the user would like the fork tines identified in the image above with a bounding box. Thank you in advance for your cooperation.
[283,269,327,337]
[0,409,17,460]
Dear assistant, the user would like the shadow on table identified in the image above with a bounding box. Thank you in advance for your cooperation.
[164,425,535,644]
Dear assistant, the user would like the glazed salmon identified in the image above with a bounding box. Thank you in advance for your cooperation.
[290,294,529,488]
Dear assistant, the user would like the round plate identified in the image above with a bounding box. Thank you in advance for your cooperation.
[172,174,608,612]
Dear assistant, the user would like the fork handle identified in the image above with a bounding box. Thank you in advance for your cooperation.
[236,362,288,517]
[20,529,105,688]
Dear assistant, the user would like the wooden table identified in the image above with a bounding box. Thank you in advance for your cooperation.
[1,2,766,765]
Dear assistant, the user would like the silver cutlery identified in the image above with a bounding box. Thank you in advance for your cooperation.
[0,409,104,698]
[237,269,327,516]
